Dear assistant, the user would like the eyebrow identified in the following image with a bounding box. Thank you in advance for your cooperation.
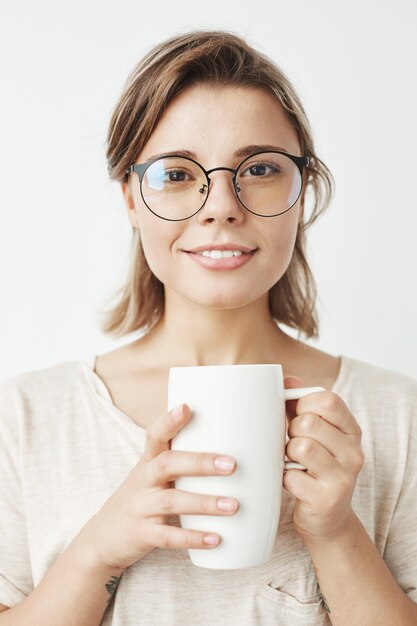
[144,144,291,162]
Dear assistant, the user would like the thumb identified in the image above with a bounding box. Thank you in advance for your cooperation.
[284,375,305,421]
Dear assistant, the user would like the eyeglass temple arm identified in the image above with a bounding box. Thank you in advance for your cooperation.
[290,155,310,173]
[126,164,148,177]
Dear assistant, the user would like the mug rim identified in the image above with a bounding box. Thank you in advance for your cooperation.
[169,363,283,370]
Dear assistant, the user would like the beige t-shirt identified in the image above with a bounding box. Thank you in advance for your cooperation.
[0,354,416,625]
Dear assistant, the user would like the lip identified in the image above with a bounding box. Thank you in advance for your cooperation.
[184,249,257,271]
[184,243,257,254]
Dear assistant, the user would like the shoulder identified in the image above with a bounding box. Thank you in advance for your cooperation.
[0,358,84,400]
[337,355,417,403]
[0,359,88,435]
[336,355,417,438]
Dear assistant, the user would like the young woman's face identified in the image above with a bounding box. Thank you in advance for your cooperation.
[122,84,304,311]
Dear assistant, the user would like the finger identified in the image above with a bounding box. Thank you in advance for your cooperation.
[144,488,239,517]
[142,404,192,462]
[295,391,361,436]
[286,436,339,480]
[147,523,222,550]
[283,468,319,505]
[288,412,361,464]
[146,450,236,487]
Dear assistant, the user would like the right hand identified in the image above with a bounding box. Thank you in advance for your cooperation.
[78,403,239,571]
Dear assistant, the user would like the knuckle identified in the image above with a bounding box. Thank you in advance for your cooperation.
[286,437,296,457]
[157,450,171,472]
[345,441,364,471]
[296,437,316,457]
[340,476,353,496]
[286,437,294,455]
[333,472,352,499]
[287,436,315,460]
[321,391,340,413]
[195,453,207,473]
[200,494,211,513]
[184,531,193,549]
[299,413,319,434]
[160,489,176,512]
[158,526,171,549]
[353,449,365,471]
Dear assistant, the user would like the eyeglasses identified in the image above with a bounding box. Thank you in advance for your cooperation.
[126,150,310,221]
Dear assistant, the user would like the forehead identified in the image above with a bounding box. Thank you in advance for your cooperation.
[139,84,301,162]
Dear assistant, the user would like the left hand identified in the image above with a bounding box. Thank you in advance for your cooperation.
[283,376,364,543]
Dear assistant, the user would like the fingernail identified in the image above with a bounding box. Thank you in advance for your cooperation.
[217,497,238,511]
[171,404,184,419]
[203,533,219,545]
[214,456,235,471]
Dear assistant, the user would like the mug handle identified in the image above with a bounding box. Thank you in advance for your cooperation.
[283,386,326,471]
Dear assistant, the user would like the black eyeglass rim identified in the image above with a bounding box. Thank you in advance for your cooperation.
[125,150,310,221]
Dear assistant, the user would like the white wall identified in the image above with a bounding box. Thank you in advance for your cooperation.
[1,0,416,381]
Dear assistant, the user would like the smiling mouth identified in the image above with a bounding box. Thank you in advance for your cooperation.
[183,249,257,271]
[189,250,251,257]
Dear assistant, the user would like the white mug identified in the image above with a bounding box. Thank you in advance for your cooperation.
[168,363,325,570]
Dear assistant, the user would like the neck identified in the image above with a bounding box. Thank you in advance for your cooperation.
[137,290,297,368]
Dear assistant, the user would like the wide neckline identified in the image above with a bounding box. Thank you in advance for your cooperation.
[80,354,147,443]
[79,354,349,442]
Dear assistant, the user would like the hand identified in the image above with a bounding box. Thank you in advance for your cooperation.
[283,376,364,544]
[78,404,239,571]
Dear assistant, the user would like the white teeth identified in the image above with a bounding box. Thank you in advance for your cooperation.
[200,250,244,258]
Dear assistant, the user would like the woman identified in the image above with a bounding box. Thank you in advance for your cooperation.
[0,30,416,626]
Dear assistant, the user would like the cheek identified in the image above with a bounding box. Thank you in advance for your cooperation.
[267,211,299,277]
[137,216,182,283]
[130,180,184,283]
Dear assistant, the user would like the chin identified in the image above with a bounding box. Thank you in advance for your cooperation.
[186,289,265,310]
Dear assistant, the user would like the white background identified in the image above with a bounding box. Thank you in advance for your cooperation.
[1,0,416,382]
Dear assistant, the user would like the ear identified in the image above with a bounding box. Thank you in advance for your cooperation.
[121,180,140,229]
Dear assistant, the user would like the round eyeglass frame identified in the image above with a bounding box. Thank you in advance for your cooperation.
[125,150,310,221]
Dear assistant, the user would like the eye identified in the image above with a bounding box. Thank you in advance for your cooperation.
[163,168,193,183]
[240,161,280,178]
[148,167,196,190]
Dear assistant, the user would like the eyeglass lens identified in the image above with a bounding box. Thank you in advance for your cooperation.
[140,152,302,220]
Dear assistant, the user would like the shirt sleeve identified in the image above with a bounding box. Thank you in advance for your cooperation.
[382,384,417,605]
[0,379,34,607]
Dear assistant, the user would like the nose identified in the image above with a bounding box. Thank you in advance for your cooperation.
[196,168,243,223]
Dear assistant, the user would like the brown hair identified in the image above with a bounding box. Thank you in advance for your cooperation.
[101,29,334,340]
